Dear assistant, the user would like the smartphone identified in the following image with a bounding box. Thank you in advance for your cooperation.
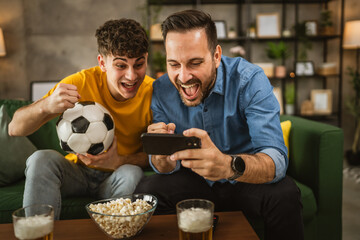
[141,133,201,155]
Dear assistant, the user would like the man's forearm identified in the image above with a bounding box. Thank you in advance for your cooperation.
[235,153,275,184]
[119,152,150,169]
[8,98,57,137]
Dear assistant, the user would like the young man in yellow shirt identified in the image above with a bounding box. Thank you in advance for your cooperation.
[8,19,154,219]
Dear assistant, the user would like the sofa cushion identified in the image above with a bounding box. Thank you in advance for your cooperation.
[0,180,24,223]
[281,120,291,157]
[0,105,37,186]
[0,99,66,155]
[293,179,317,222]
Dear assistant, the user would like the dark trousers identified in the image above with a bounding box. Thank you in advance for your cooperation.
[135,167,304,240]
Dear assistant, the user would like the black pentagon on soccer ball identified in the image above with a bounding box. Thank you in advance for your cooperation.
[60,140,73,152]
[103,113,114,131]
[71,116,90,133]
[78,101,95,106]
[88,143,104,155]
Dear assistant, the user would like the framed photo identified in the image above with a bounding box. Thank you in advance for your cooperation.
[305,20,318,36]
[254,62,275,78]
[214,20,227,39]
[30,81,58,101]
[311,89,332,115]
[273,87,283,115]
[295,61,315,76]
[256,13,281,38]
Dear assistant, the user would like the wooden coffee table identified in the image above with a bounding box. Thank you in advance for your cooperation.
[0,211,259,239]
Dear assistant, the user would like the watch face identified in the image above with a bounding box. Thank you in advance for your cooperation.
[234,156,246,173]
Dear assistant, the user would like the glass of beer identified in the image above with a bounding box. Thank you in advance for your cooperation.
[176,199,214,240]
[12,204,54,240]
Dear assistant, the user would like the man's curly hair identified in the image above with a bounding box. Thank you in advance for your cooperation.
[95,19,148,58]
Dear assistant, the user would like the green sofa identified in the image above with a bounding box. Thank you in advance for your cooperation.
[249,115,343,240]
[0,99,343,240]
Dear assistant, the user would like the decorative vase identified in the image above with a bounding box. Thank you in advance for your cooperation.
[247,27,256,38]
[345,150,360,166]
[228,30,237,39]
[275,66,286,78]
[285,104,295,115]
[150,23,162,40]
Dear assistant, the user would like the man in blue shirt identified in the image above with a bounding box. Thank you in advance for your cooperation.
[135,9,303,239]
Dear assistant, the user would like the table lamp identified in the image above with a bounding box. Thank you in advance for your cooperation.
[0,28,5,57]
[343,20,360,72]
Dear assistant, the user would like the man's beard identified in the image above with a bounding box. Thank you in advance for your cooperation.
[175,65,217,107]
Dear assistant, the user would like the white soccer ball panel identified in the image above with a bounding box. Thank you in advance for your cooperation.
[67,133,91,154]
[103,128,115,151]
[95,102,111,115]
[56,119,73,142]
[82,104,104,122]
[62,103,84,122]
[86,122,107,143]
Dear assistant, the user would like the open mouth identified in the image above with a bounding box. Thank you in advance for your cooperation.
[180,82,200,100]
[121,81,138,91]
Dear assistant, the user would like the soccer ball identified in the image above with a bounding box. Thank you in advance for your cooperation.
[56,101,115,155]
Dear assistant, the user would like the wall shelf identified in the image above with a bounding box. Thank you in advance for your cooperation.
[147,0,344,126]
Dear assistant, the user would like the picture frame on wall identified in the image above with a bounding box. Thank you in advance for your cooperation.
[256,13,281,38]
[311,89,332,115]
[214,20,227,39]
[273,87,283,115]
[305,20,318,36]
[295,61,315,76]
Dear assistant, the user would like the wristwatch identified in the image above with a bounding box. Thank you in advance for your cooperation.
[227,155,246,180]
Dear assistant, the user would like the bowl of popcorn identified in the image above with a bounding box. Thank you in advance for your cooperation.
[85,193,158,239]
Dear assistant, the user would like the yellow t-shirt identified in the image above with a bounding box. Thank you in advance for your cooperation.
[45,66,154,164]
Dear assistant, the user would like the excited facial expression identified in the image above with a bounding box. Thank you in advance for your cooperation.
[165,29,221,107]
[98,53,148,101]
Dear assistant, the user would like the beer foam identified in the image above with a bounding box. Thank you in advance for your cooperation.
[178,208,212,233]
[14,215,53,239]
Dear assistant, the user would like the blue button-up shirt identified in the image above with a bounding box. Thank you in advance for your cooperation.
[150,56,288,184]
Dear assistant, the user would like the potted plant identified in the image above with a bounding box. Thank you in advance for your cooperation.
[153,51,166,78]
[228,27,237,38]
[293,21,312,61]
[320,9,335,35]
[345,67,360,165]
[266,41,290,78]
[285,82,295,115]
[247,22,256,38]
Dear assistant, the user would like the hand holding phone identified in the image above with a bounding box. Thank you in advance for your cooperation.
[141,133,201,155]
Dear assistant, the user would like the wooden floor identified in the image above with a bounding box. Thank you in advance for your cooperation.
[342,161,360,240]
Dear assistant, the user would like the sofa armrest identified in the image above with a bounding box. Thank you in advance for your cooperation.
[280,115,343,239]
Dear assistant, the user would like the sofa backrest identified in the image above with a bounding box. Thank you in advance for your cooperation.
[0,99,66,155]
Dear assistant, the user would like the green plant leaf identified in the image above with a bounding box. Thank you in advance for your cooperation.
[266,41,290,65]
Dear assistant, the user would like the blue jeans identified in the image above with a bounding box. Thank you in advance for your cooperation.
[23,150,144,219]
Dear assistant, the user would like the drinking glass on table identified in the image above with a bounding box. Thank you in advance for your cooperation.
[176,199,214,240]
[12,204,54,240]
